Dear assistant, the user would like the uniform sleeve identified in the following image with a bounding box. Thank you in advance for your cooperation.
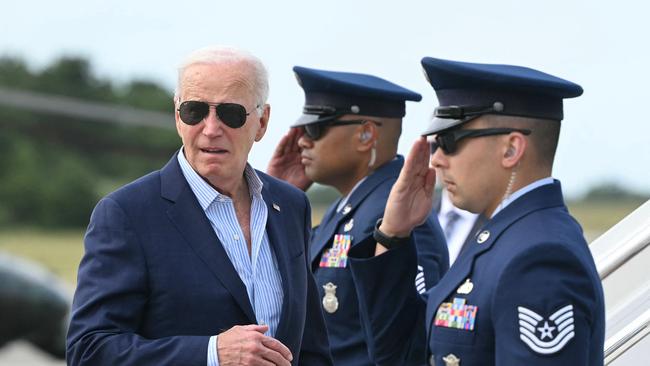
[66,197,209,366]
[297,195,334,365]
[492,243,601,365]
[349,237,428,366]
[412,213,449,291]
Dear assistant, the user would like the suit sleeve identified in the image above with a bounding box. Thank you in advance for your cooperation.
[492,243,601,365]
[349,237,428,366]
[297,195,334,365]
[66,197,209,366]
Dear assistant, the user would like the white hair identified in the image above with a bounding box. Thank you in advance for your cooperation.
[174,45,269,107]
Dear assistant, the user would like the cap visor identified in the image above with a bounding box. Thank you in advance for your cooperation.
[291,113,340,127]
[420,116,479,136]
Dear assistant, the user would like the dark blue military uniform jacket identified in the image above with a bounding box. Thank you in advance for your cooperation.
[349,181,605,366]
[311,156,449,365]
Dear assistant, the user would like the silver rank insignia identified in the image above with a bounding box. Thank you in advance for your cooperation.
[476,230,490,244]
[322,282,339,313]
[442,353,460,366]
[344,218,354,232]
[456,278,474,294]
[342,204,352,215]
[518,304,575,355]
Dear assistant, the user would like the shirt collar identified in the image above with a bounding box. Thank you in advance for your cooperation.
[336,176,367,212]
[177,148,264,211]
[491,177,554,218]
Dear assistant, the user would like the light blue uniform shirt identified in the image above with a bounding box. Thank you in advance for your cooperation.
[176,150,283,366]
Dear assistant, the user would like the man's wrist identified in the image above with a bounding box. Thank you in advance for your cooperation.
[373,218,411,249]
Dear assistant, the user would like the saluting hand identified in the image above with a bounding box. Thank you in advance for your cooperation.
[379,137,436,242]
[217,324,293,366]
[266,128,313,191]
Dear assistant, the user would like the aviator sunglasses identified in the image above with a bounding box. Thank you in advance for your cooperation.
[177,101,260,128]
[303,119,383,141]
[430,128,531,155]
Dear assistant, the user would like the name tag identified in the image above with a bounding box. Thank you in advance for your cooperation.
[434,297,478,331]
[319,234,352,268]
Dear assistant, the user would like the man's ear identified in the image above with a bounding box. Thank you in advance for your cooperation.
[356,122,377,152]
[254,104,270,141]
[502,132,527,168]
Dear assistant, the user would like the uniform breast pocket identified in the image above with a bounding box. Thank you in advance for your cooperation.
[429,296,479,346]
[431,324,477,346]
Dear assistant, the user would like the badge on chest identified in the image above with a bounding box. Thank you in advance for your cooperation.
[319,234,352,268]
[434,297,478,331]
[434,278,479,331]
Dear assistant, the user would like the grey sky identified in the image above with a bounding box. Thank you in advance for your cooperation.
[2,0,648,198]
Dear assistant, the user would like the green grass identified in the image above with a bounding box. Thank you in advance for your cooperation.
[0,199,645,286]
[0,228,84,284]
[567,199,646,241]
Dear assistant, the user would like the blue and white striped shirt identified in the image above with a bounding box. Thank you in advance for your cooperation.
[176,150,284,366]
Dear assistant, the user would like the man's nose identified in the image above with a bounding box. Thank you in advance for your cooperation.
[202,107,224,136]
[431,147,448,169]
[298,133,314,149]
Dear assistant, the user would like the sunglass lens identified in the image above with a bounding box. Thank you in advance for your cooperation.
[436,133,456,155]
[304,123,323,140]
[179,101,209,125]
[429,141,439,154]
[216,103,247,128]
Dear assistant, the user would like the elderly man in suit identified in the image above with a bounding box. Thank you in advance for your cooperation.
[348,57,605,366]
[66,46,332,366]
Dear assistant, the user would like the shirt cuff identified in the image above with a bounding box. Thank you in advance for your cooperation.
[207,335,219,366]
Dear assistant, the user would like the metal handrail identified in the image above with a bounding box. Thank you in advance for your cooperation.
[593,200,650,280]
[604,308,650,364]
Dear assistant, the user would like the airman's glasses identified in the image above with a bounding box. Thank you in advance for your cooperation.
[302,120,382,141]
[177,101,259,128]
[430,128,531,155]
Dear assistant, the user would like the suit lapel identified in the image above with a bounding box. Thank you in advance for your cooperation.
[161,156,256,323]
[260,183,294,341]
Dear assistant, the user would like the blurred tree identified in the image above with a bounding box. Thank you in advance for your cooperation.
[0,55,179,228]
[119,80,173,112]
[36,57,115,102]
[584,182,648,202]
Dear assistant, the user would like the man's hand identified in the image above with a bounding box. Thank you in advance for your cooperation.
[378,137,436,247]
[217,324,293,366]
[266,128,312,191]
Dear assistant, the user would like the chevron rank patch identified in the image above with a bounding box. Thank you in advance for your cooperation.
[518,304,575,355]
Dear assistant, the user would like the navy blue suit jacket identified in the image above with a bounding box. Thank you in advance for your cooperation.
[310,156,448,365]
[67,155,332,365]
[349,181,605,366]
